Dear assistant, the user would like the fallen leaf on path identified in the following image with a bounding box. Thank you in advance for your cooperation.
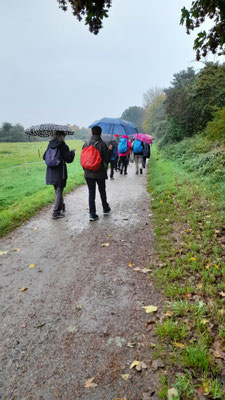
[19,287,28,292]
[29,264,35,268]
[113,398,127,400]
[143,305,158,314]
[130,360,141,369]
[141,268,150,273]
[152,359,164,370]
[174,342,185,349]
[127,341,136,348]
[108,234,112,237]
[32,227,38,231]
[36,322,45,328]
[167,388,178,400]
[13,248,20,252]
[136,361,147,371]
[128,262,133,267]
[102,243,110,247]
[0,251,8,256]
[121,374,130,381]
[76,304,83,310]
[133,267,142,272]
[85,377,97,388]
[107,258,112,261]
[164,311,174,317]
[67,325,77,333]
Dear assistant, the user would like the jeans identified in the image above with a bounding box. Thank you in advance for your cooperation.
[85,178,109,216]
[53,185,64,213]
[109,160,115,178]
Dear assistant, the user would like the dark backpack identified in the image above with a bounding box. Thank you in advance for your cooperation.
[44,147,62,167]
[80,141,102,171]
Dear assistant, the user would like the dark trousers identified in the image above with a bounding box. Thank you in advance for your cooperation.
[110,160,115,178]
[85,178,109,216]
[53,185,64,213]
[120,156,128,173]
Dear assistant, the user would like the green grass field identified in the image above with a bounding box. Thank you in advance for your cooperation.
[0,141,85,237]
[148,146,225,399]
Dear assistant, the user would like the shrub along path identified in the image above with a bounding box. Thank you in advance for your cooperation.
[0,163,163,400]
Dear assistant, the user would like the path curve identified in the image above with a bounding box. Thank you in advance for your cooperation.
[0,163,162,400]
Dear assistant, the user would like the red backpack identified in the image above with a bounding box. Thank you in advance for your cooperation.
[80,141,102,171]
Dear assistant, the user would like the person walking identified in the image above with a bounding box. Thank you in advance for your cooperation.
[81,125,112,221]
[133,138,144,174]
[109,140,118,179]
[142,142,151,168]
[43,131,75,219]
[117,135,132,175]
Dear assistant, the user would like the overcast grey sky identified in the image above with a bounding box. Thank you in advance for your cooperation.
[0,0,218,128]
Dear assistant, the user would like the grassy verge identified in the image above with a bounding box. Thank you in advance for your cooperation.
[148,146,225,399]
[0,141,85,237]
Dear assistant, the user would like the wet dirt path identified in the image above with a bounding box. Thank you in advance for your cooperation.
[0,163,162,400]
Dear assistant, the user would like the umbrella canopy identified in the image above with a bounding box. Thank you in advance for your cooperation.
[25,123,73,137]
[89,117,137,136]
[133,133,153,144]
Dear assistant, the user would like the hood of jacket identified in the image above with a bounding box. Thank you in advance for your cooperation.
[121,135,129,139]
[48,139,63,149]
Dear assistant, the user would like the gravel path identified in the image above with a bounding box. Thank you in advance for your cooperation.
[0,163,162,400]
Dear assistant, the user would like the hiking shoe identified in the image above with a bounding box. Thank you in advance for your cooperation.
[136,171,139,174]
[89,214,99,221]
[120,170,123,175]
[62,203,65,212]
[103,207,111,215]
[140,168,143,174]
[52,212,65,219]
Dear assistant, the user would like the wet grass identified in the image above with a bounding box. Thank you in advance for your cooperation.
[148,146,225,399]
[0,141,85,236]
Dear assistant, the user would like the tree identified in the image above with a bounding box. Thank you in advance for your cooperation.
[121,106,146,132]
[142,94,166,138]
[180,1,225,60]
[57,1,225,60]
[143,87,164,109]
[57,0,111,34]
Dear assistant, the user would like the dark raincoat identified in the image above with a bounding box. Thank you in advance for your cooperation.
[43,139,75,187]
[82,135,112,179]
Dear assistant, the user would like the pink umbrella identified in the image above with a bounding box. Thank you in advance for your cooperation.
[133,133,154,144]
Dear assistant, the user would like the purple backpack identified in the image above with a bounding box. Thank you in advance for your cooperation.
[44,147,62,167]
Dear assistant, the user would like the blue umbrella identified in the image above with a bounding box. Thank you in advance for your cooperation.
[89,117,137,136]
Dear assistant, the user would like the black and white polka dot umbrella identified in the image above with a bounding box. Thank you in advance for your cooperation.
[25,123,73,137]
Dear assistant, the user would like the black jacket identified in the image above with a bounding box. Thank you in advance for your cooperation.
[82,135,112,179]
[43,139,75,187]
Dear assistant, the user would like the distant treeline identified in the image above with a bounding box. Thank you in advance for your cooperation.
[0,122,90,142]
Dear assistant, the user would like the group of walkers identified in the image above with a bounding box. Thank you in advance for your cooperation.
[43,125,151,221]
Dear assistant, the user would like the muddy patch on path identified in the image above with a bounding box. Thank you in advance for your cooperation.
[0,164,162,400]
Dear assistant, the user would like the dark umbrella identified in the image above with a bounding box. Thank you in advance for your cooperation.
[25,123,73,137]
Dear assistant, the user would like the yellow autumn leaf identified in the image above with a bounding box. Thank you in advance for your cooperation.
[13,248,20,252]
[143,305,158,314]
[174,342,185,349]
[108,234,112,237]
[189,257,196,261]
[102,243,110,247]
[201,319,209,325]
[19,287,28,292]
[205,265,210,270]
[130,360,140,369]
[29,264,35,268]
[196,283,202,289]
[0,251,8,256]
[85,377,97,388]
[121,374,130,381]
[128,262,133,267]
[214,264,219,269]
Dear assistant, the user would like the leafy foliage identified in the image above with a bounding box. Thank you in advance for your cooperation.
[57,0,111,34]
[180,0,225,60]
[142,94,166,137]
[121,106,146,132]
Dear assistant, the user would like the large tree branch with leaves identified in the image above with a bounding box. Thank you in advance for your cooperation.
[57,0,111,34]
[180,0,225,60]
